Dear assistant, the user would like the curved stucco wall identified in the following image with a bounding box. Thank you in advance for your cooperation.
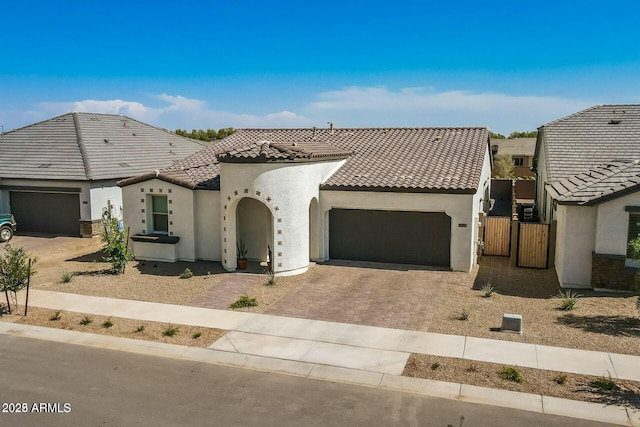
[220,160,345,276]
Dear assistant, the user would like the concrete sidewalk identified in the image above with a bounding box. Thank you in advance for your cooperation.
[20,289,640,381]
[3,289,639,426]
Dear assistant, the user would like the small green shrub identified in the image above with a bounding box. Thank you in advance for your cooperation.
[162,324,179,337]
[179,268,194,279]
[554,289,582,311]
[49,310,63,321]
[591,375,619,391]
[102,319,113,328]
[229,295,258,309]
[430,362,440,370]
[60,271,73,283]
[481,283,494,298]
[263,269,278,286]
[553,374,568,385]
[134,325,145,333]
[79,316,93,326]
[499,366,524,383]
[192,331,202,339]
[457,308,470,321]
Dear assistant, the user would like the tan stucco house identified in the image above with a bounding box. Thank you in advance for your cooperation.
[533,105,640,290]
[0,113,205,237]
[490,137,536,178]
[118,127,492,276]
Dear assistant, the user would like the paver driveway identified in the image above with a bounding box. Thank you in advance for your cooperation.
[265,260,475,331]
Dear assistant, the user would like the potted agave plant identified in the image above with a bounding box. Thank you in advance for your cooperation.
[237,240,248,270]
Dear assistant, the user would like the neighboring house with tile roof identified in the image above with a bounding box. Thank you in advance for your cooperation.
[0,113,205,236]
[118,127,492,275]
[532,105,640,290]
[490,137,536,178]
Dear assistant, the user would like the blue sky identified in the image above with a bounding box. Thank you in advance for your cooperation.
[2,0,640,133]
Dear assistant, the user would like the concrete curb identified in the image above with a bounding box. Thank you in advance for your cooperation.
[1,322,636,426]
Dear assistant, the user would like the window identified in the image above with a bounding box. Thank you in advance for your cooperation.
[513,157,524,166]
[151,195,168,233]
[626,213,640,267]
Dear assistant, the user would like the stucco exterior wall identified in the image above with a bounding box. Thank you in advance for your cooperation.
[535,142,552,223]
[194,190,221,261]
[473,146,492,265]
[555,204,596,287]
[220,159,345,276]
[121,179,197,262]
[89,181,123,221]
[319,190,476,272]
[595,192,640,255]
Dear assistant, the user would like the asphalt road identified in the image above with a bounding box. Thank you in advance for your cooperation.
[0,335,616,427]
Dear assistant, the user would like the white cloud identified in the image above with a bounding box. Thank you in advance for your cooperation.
[307,86,595,133]
[36,94,314,131]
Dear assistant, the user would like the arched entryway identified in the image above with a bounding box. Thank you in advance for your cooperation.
[236,197,274,263]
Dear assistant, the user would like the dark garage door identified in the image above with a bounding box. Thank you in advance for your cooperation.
[329,209,451,267]
[10,192,80,236]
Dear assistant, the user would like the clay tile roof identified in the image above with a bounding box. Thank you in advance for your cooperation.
[216,140,352,162]
[119,127,490,193]
[534,104,640,182]
[546,160,640,205]
[0,112,205,181]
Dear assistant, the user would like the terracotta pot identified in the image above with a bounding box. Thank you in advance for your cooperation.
[237,259,247,270]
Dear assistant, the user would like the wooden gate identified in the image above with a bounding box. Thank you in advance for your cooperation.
[517,222,549,268]
[483,217,511,256]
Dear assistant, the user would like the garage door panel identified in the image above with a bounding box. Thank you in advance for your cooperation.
[329,209,450,267]
[10,192,80,236]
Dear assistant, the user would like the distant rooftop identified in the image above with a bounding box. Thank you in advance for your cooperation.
[0,112,205,181]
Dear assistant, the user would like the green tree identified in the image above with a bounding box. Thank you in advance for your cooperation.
[0,244,36,313]
[508,130,538,139]
[489,131,506,139]
[101,205,131,274]
[173,127,235,142]
[494,153,515,178]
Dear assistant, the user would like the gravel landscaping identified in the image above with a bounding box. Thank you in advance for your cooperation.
[1,307,226,348]
[404,354,640,409]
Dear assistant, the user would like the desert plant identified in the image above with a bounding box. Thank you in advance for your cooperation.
[102,319,114,328]
[591,374,619,391]
[0,244,37,313]
[60,271,73,283]
[499,366,524,383]
[162,324,179,337]
[49,310,63,321]
[481,283,494,298]
[79,316,93,326]
[457,308,470,321]
[192,331,202,339]
[430,362,440,370]
[134,325,145,333]
[493,153,515,178]
[229,295,258,309]
[236,240,248,260]
[554,289,582,311]
[263,269,278,286]
[553,374,568,385]
[179,268,194,279]
[466,363,479,373]
[100,203,131,274]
